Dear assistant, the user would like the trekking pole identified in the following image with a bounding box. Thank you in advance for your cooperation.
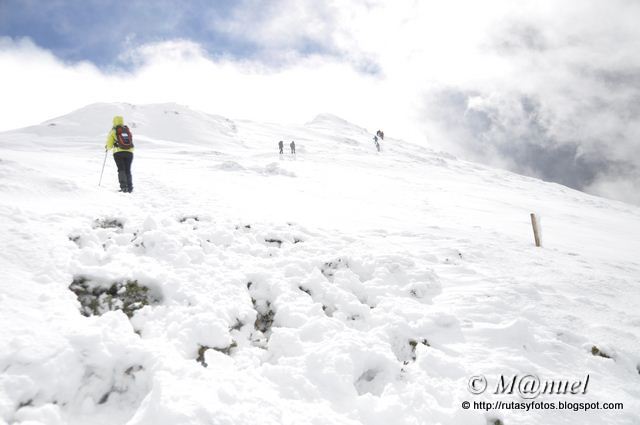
[98,149,107,186]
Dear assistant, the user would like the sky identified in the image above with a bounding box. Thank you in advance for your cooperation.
[1,0,640,205]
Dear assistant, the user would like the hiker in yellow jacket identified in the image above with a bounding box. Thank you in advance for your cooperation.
[105,116,134,193]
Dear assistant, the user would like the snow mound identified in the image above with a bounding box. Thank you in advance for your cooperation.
[6,102,239,149]
[306,113,370,137]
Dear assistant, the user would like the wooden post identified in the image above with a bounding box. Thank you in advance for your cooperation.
[530,213,541,247]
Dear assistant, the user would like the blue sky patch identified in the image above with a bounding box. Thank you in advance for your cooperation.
[0,0,268,67]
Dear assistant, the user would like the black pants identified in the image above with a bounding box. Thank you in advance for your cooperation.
[113,151,133,192]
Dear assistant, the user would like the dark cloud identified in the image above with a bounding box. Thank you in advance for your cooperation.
[421,1,640,205]
[423,86,639,197]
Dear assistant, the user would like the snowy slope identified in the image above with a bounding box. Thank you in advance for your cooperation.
[0,103,639,425]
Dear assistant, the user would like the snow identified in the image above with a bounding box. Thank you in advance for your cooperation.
[1,102,639,425]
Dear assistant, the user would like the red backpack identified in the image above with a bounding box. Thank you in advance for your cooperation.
[114,125,134,149]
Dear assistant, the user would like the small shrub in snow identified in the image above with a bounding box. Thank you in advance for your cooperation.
[92,218,124,229]
[230,318,244,331]
[197,342,238,367]
[394,338,430,364]
[591,345,612,359]
[408,338,430,349]
[18,399,33,409]
[247,281,276,337]
[322,304,336,317]
[216,341,238,356]
[298,286,312,296]
[98,365,144,404]
[196,346,209,367]
[265,238,283,247]
[253,298,275,333]
[179,215,199,223]
[321,257,348,281]
[125,365,144,375]
[130,231,145,249]
[69,277,161,318]
[407,338,430,363]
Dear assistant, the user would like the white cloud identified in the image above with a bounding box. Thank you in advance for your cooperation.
[0,37,406,139]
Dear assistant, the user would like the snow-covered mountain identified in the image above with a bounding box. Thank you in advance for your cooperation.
[1,103,639,425]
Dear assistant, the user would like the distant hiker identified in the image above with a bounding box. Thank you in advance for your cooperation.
[278,140,284,154]
[373,135,380,152]
[376,130,385,140]
[290,140,296,154]
[105,115,134,193]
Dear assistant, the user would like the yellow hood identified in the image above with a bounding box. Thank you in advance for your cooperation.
[112,116,124,127]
